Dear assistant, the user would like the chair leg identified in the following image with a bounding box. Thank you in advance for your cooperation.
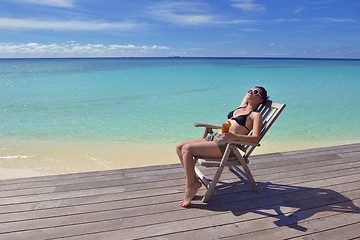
[233,147,259,192]
[195,166,211,188]
[202,144,232,202]
[202,165,224,202]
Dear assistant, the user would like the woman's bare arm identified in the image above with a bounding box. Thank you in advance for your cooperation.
[222,112,263,143]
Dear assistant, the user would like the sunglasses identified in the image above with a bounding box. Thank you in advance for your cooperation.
[248,89,262,97]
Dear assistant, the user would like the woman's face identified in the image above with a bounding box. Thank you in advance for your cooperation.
[246,88,263,103]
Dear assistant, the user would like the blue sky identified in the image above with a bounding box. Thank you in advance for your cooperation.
[0,0,359,58]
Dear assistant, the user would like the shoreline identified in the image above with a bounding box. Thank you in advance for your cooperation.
[0,139,358,180]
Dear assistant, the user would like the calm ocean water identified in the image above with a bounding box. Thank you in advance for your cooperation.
[1,57,360,145]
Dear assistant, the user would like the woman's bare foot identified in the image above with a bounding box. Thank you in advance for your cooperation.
[179,181,202,207]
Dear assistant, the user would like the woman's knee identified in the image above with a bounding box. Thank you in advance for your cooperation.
[181,143,193,156]
[176,142,184,154]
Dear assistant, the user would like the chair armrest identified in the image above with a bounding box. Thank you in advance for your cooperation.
[194,123,221,138]
[227,140,260,147]
[194,123,221,129]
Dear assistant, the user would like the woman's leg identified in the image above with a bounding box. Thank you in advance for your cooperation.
[180,141,223,207]
[176,138,205,167]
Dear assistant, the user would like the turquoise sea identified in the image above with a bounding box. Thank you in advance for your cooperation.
[1,57,360,146]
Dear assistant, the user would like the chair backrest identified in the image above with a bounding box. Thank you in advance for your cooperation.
[243,100,286,158]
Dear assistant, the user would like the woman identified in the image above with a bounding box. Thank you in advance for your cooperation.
[176,86,268,207]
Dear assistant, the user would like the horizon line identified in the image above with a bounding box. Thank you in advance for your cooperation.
[1,56,359,61]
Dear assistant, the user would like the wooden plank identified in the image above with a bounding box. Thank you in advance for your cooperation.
[0,143,358,240]
[289,221,360,240]
[22,191,358,240]
[1,177,358,234]
[141,198,360,240]
[1,179,359,239]
[1,143,358,190]
[0,163,181,184]
[1,175,358,229]
[0,148,356,199]
[0,161,358,217]
[2,158,358,217]
[279,143,360,156]
[1,152,358,201]
[0,165,182,190]
[0,172,359,229]
[221,208,360,240]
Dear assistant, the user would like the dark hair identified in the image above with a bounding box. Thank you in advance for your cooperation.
[255,86,268,103]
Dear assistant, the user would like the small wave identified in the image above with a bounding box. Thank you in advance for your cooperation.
[0,155,33,159]
[87,155,112,169]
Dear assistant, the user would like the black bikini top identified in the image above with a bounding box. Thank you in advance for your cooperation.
[227,107,251,132]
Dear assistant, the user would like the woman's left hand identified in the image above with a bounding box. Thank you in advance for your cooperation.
[222,132,237,141]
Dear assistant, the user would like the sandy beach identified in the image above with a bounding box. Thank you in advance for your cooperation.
[1,139,358,180]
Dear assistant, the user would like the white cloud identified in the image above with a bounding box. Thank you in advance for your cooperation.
[13,0,74,7]
[0,17,144,31]
[148,2,256,26]
[0,42,171,58]
[241,28,263,32]
[149,2,216,26]
[272,18,302,23]
[311,17,356,23]
[267,43,284,48]
[230,0,266,13]
[293,7,305,14]
[272,17,357,24]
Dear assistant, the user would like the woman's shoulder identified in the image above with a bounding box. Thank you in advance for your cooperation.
[250,111,263,119]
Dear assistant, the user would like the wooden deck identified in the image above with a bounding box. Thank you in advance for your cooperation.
[0,143,360,240]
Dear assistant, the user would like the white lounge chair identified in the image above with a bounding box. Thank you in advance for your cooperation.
[194,100,286,202]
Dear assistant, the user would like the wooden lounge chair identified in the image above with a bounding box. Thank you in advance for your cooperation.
[194,100,286,202]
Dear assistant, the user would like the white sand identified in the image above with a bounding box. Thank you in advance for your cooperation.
[0,139,357,180]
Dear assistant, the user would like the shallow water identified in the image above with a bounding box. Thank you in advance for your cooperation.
[1,57,359,178]
[1,58,359,144]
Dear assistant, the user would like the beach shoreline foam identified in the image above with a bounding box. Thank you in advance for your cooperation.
[1,139,358,180]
